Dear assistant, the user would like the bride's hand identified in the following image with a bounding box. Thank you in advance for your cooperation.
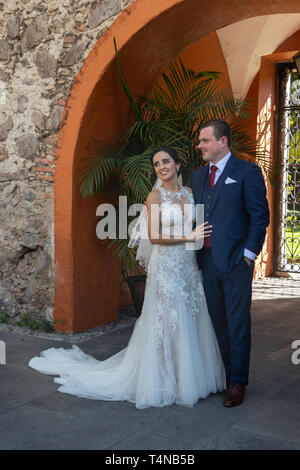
[186,222,212,241]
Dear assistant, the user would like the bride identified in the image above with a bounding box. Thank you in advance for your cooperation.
[29,146,226,409]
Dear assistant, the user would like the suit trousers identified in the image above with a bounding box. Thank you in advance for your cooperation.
[200,247,255,386]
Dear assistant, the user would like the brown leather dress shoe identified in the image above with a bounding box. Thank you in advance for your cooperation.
[223,384,245,407]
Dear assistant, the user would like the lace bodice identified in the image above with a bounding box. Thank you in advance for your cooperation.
[138,185,205,347]
[158,186,195,237]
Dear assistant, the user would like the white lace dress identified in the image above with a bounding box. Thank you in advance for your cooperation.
[29,186,226,409]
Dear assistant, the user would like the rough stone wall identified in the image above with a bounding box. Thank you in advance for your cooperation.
[0,0,135,325]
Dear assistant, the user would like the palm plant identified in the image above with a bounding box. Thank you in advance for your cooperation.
[78,40,269,269]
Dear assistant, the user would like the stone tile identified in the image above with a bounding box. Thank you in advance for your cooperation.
[0,330,71,369]
[133,395,255,447]
[244,380,281,400]
[251,299,300,339]
[50,400,163,450]
[1,284,300,450]
[269,376,300,404]
[27,391,108,417]
[249,346,300,387]
[0,405,74,450]
[250,334,293,360]
[232,399,300,445]
[75,342,125,361]
[0,436,91,450]
[0,328,127,369]
[0,365,58,415]
[79,326,134,348]
[107,430,197,450]
[252,279,300,300]
[199,428,300,450]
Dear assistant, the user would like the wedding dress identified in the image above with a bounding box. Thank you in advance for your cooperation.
[29,186,226,409]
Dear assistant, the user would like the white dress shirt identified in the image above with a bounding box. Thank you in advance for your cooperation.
[209,153,256,261]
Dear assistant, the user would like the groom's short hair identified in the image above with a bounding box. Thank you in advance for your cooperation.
[201,120,232,147]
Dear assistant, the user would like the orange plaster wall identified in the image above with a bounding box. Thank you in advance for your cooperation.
[72,61,142,331]
[246,74,259,140]
[253,57,277,278]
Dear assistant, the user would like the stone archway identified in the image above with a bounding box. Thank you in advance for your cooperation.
[54,0,300,332]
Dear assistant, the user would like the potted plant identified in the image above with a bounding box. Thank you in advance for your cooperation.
[78,40,270,315]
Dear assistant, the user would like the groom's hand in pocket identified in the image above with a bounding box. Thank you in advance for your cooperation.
[244,256,252,266]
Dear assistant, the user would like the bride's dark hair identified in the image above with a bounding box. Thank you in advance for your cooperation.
[150,146,182,175]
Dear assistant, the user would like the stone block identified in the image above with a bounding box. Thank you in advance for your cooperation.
[33,50,57,78]
[43,134,57,145]
[20,233,41,249]
[0,282,18,310]
[21,17,48,53]
[31,110,46,130]
[0,117,13,141]
[88,0,121,29]
[24,191,36,202]
[7,14,20,39]
[0,145,8,161]
[0,251,21,266]
[0,70,11,82]
[0,39,12,62]
[17,95,28,114]
[60,39,90,67]
[16,134,39,160]
[3,182,17,198]
[46,106,63,131]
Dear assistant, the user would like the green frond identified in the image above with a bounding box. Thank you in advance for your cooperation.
[79,154,122,199]
[151,57,220,114]
[124,118,185,149]
[188,84,240,123]
[120,150,155,203]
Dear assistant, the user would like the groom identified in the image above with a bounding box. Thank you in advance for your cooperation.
[189,120,269,407]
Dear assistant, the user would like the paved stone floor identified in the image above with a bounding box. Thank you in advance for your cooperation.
[0,278,300,450]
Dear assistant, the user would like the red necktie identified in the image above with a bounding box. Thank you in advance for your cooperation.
[209,165,217,189]
[204,165,217,248]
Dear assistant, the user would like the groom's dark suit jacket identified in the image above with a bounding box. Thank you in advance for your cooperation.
[189,154,270,272]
